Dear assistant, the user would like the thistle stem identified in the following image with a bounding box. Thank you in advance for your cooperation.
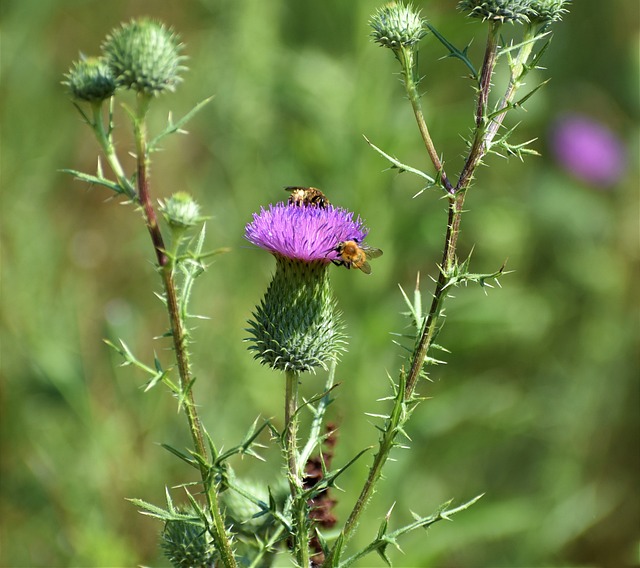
[326,24,505,566]
[457,21,502,190]
[399,45,453,192]
[91,102,136,200]
[284,369,310,567]
[132,94,237,568]
[299,357,337,468]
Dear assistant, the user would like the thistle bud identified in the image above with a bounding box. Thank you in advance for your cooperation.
[64,57,116,103]
[525,0,570,23]
[370,2,427,50]
[457,0,533,24]
[245,202,372,373]
[102,18,186,96]
[160,514,216,568]
[159,192,201,229]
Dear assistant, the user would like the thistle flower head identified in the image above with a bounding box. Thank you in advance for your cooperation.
[457,0,534,24]
[245,202,368,264]
[525,0,570,23]
[161,513,216,568]
[64,56,116,103]
[369,2,427,50]
[159,192,202,229]
[102,18,186,96]
[245,201,371,373]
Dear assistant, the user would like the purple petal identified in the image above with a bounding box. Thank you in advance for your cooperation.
[245,202,368,262]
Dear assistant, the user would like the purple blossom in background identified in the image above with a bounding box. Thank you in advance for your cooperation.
[551,113,626,187]
[245,202,368,263]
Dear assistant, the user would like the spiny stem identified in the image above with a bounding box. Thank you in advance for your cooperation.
[132,94,237,568]
[284,370,310,567]
[399,45,453,192]
[91,102,136,200]
[299,357,337,468]
[407,20,502,396]
[326,24,505,565]
[484,24,538,146]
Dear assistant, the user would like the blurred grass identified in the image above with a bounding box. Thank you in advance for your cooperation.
[1,0,638,566]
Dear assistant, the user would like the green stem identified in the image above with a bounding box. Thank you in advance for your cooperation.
[399,45,453,192]
[299,357,337,468]
[132,94,237,568]
[284,369,310,568]
[407,20,502,396]
[325,26,506,566]
[91,101,136,200]
[483,24,537,147]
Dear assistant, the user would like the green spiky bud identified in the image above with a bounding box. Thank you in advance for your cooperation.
[63,56,116,102]
[458,0,533,24]
[369,2,427,50]
[525,0,570,23]
[160,515,216,568]
[159,192,201,229]
[102,18,186,96]
[247,257,346,373]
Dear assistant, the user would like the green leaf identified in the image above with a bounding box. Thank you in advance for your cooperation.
[148,96,215,153]
[364,136,436,185]
[426,23,478,81]
[60,168,125,194]
[161,443,199,469]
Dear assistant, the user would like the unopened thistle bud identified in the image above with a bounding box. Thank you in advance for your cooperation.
[161,514,216,568]
[102,18,186,96]
[64,56,116,103]
[525,0,570,23]
[370,2,427,50]
[457,0,533,24]
[245,202,371,373]
[159,192,201,229]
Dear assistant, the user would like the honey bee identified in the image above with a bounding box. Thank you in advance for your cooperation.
[332,240,383,275]
[285,186,330,208]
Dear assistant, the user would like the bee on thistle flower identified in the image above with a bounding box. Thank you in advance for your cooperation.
[245,202,381,372]
[285,186,331,209]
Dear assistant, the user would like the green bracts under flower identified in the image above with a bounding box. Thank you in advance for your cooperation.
[247,257,346,373]
[102,18,186,96]
[458,0,569,24]
[370,2,427,50]
[161,515,216,568]
[160,192,201,229]
[64,57,116,102]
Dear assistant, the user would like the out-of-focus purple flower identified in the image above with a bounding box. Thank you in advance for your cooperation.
[245,202,368,263]
[551,114,626,187]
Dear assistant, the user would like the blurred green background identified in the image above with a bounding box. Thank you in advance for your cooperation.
[1,0,638,566]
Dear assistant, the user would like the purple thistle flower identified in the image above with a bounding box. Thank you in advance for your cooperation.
[245,203,368,263]
[244,200,376,374]
[550,114,626,188]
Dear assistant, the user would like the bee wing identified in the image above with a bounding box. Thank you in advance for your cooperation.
[363,246,383,260]
[359,261,372,275]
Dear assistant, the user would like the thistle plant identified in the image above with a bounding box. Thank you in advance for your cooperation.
[63,1,569,566]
